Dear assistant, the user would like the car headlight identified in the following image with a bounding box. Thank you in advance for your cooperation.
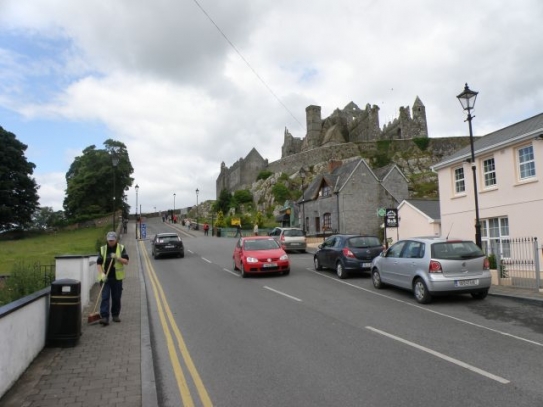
[280,254,289,261]
[246,257,258,263]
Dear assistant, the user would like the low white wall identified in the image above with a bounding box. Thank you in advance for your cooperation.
[0,289,49,399]
[55,255,98,308]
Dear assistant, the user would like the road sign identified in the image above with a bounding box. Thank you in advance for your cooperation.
[377,208,386,217]
[141,223,147,239]
[385,209,398,228]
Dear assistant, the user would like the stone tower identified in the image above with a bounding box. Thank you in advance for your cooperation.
[412,96,428,137]
[303,105,322,150]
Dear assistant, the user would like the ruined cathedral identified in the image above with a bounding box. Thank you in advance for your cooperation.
[216,97,428,196]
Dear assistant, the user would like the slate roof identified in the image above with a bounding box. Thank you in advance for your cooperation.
[432,112,543,170]
[402,199,440,221]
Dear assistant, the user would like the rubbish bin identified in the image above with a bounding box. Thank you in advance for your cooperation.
[47,279,81,347]
[216,228,221,238]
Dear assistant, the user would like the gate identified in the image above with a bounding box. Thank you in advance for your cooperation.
[492,237,541,290]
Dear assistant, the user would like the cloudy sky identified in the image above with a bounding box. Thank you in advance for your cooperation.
[1,0,542,214]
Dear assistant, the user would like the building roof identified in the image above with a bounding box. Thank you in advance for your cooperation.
[399,199,440,221]
[432,112,543,170]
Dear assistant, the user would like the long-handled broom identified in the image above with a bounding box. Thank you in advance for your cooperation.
[87,257,114,324]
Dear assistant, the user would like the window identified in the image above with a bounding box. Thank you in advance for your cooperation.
[454,167,465,193]
[518,145,536,180]
[321,185,331,197]
[481,217,510,258]
[483,157,497,187]
[323,213,332,231]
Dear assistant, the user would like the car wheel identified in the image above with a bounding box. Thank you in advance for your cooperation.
[180,252,185,258]
[314,256,323,271]
[232,258,238,271]
[283,270,290,276]
[336,261,348,279]
[372,268,384,289]
[413,278,432,304]
[471,289,489,300]
[240,263,247,278]
[152,251,157,259]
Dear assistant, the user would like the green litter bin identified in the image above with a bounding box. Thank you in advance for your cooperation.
[47,279,81,347]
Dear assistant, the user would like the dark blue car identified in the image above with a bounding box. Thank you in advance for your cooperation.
[313,234,383,279]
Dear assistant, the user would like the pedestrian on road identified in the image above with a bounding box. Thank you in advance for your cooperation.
[253,223,259,236]
[97,231,129,326]
[235,223,242,237]
[204,222,209,236]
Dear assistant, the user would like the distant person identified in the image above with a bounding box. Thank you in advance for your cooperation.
[204,223,209,236]
[96,232,129,326]
[235,223,242,237]
[253,223,259,236]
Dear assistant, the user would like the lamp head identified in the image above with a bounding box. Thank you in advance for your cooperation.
[457,83,478,111]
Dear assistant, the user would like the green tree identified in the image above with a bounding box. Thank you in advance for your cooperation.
[213,188,232,215]
[32,207,66,230]
[0,127,40,230]
[271,183,290,203]
[63,140,134,221]
[215,210,226,227]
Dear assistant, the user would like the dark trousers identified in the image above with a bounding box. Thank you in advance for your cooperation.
[100,279,123,318]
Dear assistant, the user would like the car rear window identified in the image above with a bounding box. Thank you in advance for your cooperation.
[431,241,484,260]
[159,235,179,243]
[348,236,381,248]
[284,229,304,237]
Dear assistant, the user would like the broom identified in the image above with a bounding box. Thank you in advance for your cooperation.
[87,256,114,324]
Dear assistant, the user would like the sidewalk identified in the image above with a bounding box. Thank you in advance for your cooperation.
[1,232,542,407]
[0,233,158,407]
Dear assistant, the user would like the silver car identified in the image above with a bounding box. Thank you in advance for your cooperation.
[370,237,491,304]
[268,227,307,253]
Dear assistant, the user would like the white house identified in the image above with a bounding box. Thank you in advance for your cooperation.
[386,199,441,244]
[431,113,543,288]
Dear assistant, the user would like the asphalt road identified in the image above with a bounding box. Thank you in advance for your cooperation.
[141,218,543,407]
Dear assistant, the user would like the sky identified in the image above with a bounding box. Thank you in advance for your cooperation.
[1,0,543,214]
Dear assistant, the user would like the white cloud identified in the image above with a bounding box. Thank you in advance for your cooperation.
[2,0,543,213]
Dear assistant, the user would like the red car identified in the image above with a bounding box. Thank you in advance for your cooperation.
[232,236,290,277]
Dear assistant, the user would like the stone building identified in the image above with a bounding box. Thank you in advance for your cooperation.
[217,97,427,197]
[299,158,409,237]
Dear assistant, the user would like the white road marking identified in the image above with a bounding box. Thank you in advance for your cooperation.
[310,268,543,348]
[264,286,302,302]
[201,257,212,263]
[366,326,510,384]
[223,268,240,277]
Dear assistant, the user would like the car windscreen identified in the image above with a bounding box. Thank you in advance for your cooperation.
[244,239,280,250]
[284,229,304,237]
[431,241,484,260]
[348,236,381,248]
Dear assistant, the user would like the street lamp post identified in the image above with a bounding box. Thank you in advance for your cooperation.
[457,83,482,248]
[299,167,306,233]
[135,184,139,239]
[173,193,176,223]
[196,188,199,230]
[111,152,119,231]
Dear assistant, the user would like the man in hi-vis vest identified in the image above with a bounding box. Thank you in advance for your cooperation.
[97,231,129,326]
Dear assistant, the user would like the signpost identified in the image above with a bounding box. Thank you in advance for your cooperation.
[379,208,399,249]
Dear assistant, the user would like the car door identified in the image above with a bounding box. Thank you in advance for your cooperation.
[233,238,242,268]
[397,240,425,288]
[318,236,337,268]
[380,240,407,286]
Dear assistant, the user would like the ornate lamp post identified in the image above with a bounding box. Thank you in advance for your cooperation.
[299,167,306,233]
[135,184,139,239]
[457,83,482,248]
[111,151,119,231]
[196,188,199,230]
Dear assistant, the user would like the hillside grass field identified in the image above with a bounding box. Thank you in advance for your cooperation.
[0,226,111,275]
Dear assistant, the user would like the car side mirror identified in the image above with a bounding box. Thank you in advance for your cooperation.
[318,244,323,249]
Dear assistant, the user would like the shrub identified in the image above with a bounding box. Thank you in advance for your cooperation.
[256,170,273,181]
[413,137,430,151]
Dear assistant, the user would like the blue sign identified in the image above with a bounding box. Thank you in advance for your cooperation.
[141,223,147,239]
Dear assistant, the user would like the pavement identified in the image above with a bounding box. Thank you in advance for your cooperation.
[1,229,542,407]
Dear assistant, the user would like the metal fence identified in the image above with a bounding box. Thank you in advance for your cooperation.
[491,237,541,290]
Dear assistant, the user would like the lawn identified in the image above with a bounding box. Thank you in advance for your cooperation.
[0,226,111,275]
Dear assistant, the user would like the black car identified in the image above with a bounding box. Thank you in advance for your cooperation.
[151,233,185,259]
[314,234,383,279]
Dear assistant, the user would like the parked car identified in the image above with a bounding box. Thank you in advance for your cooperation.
[370,237,491,304]
[232,236,290,277]
[151,233,185,259]
[268,227,307,252]
[313,234,383,279]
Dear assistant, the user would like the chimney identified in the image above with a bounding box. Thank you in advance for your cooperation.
[328,159,342,173]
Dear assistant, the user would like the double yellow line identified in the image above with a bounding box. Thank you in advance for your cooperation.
[140,241,213,406]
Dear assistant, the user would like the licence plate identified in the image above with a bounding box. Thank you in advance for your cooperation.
[290,243,300,246]
[455,279,479,287]
[263,263,277,268]
[362,262,371,268]
[165,245,174,249]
